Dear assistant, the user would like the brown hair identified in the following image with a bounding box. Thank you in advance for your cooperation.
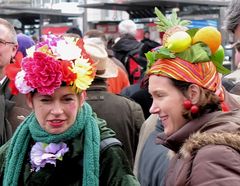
[171,79,222,120]
[0,18,17,43]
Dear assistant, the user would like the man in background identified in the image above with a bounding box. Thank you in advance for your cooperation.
[112,20,144,84]
[0,18,31,146]
[84,40,144,168]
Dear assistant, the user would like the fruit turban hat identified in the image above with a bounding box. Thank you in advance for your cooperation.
[146,8,230,94]
[147,57,221,92]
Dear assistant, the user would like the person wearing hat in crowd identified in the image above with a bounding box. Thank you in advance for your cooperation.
[144,7,240,185]
[0,35,140,185]
[83,38,145,168]
[0,18,31,146]
[84,29,130,94]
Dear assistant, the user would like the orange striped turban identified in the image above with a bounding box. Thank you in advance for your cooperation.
[147,57,221,92]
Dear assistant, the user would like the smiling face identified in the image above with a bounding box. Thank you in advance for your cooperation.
[27,86,84,134]
[148,75,187,136]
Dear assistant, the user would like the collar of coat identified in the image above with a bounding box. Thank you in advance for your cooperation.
[179,131,240,159]
[159,110,240,154]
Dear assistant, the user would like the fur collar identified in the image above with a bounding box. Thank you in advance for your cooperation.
[180,131,240,158]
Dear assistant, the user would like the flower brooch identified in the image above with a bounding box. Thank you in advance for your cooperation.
[30,142,69,172]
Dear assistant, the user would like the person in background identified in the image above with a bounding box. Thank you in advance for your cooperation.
[135,117,170,186]
[84,29,127,72]
[112,19,143,84]
[83,40,145,168]
[0,18,31,146]
[141,31,151,43]
[112,19,142,62]
[121,40,160,119]
[66,26,83,38]
[84,29,130,94]
[141,30,160,47]
[17,33,35,57]
[0,35,140,185]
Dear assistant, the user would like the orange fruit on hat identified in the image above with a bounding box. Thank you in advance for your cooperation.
[192,26,221,54]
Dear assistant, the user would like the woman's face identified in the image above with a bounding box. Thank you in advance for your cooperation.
[27,86,83,134]
[148,75,187,136]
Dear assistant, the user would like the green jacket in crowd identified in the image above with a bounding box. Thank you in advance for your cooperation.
[0,115,140,186]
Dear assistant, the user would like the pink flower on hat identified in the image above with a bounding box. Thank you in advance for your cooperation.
[22,52,63,95]
[5,35,96,95]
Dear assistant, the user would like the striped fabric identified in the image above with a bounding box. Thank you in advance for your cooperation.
[147,57,220,92]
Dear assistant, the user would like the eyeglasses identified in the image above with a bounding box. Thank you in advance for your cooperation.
[0,38,15,47]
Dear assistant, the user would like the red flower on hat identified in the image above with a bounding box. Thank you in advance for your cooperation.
[61,60,77,85]
[4,52,23,95]
[22,52,63,95]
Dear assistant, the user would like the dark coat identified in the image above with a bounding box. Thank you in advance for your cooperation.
[112,34,142,64]
[0,117,140,185]
[138,120,169,186]
[86,80,145,168]
[158,111,240,186]
[0,79,31,146]
[121,85,152,119]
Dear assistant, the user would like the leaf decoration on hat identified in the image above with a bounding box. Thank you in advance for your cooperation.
[146,47,175,69]
[147,7,231,75]
[175,43,211,63]
[155,7,190,32]
[211,58,231,74]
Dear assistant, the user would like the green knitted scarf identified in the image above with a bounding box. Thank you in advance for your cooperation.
[3,102,100,186]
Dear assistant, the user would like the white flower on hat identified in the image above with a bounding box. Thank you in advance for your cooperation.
[55,40,82,61]
[15,70,34,94]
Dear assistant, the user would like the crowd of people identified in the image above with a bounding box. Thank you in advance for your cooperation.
[0,0,240,185]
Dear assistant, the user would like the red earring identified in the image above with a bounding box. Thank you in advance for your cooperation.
[190,105,199,114]
[183,100,192,110]
[183,100,199,114]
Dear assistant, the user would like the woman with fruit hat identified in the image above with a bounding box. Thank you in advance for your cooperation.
[0,35,139,186]
[145,8,240,185]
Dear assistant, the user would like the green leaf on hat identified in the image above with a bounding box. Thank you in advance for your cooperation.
[145,51,156,69]
[146,47,175,69]
[212,60,231,75]
[175,43,211,63]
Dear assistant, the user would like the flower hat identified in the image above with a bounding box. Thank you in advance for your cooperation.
[5,34,96,95]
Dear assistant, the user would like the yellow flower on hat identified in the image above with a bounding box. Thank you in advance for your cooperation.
[70,57,96,93]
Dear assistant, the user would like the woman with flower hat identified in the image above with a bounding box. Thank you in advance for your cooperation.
[144,8,240,185]
[0,35,139,186]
